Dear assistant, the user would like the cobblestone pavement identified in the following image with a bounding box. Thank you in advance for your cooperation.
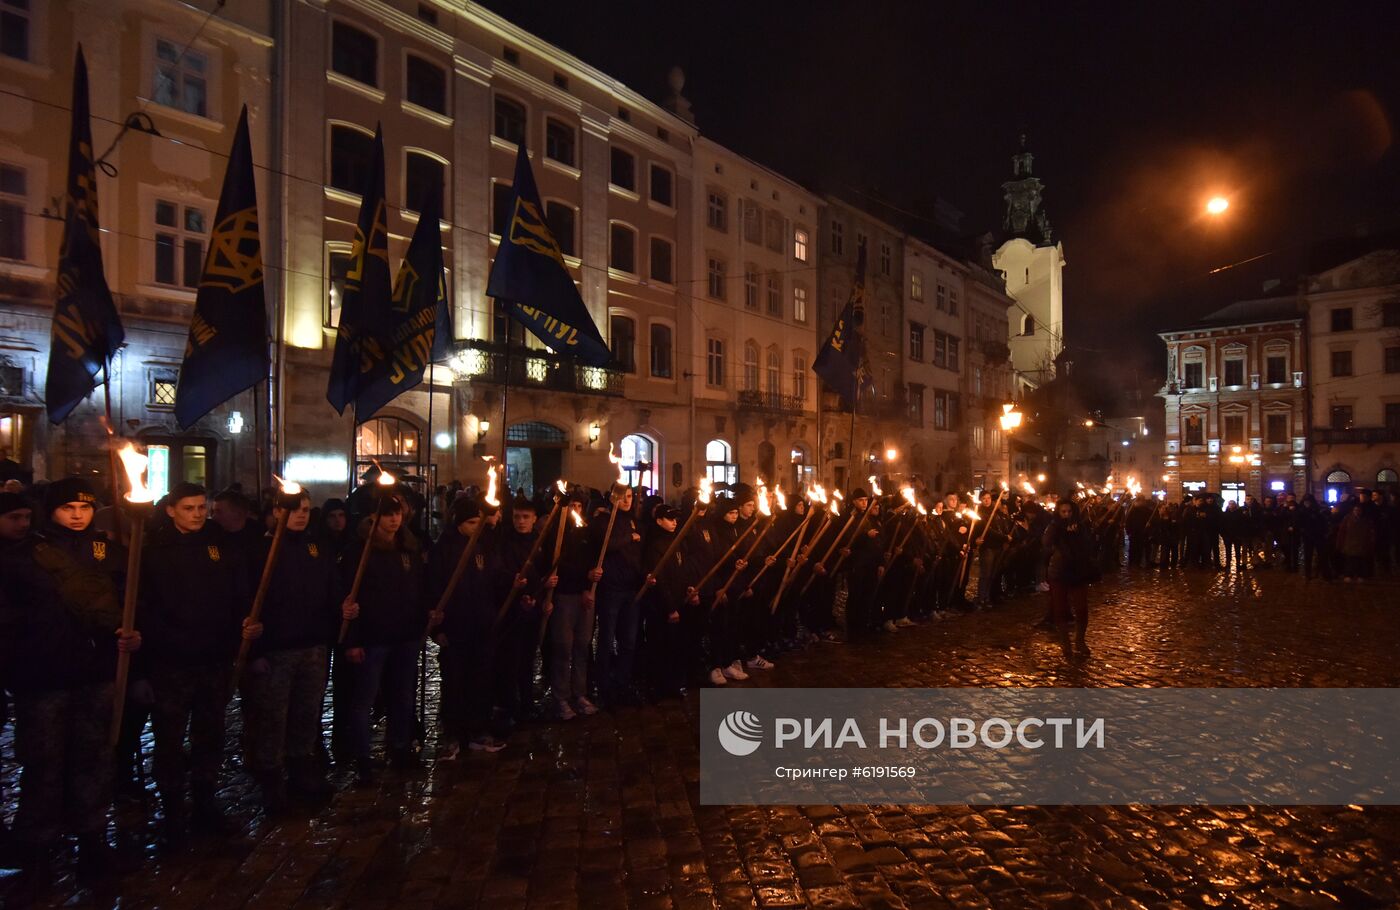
[4,566,1400,909]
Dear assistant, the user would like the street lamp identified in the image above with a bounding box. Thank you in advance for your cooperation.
[1206,196,1229,216]
[999,403,1023,487]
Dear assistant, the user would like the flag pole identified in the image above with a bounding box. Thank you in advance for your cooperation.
[499,312,511,465]
[102,365,123,538]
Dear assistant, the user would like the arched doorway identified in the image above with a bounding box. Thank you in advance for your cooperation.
[507,421,566,494]
[355,416,429,479]
[1325,469,1351,504]
[1378,468,1398,492]
[620,433,657,493]
[757,440,776,484]
[790,443,814,492]
[706,439,736,486]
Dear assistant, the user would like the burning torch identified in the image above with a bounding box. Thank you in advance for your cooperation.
[110,443,156,746]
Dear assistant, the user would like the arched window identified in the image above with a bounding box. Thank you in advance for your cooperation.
[1325,469,1352,504]
[1379,468,1398,486]
[357,416,420,460]
[1022,314,1035,336]
[620,433,656,493]
[766,347,781,396]
[329,124,374,194]
[493,95,526,145]
[792,353,808,403]
[743,340,759,391]
[706,439,736,485]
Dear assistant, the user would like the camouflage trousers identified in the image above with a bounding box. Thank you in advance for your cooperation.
[12,682,114,845]
[150,663,231,798]
[238,645,328,773]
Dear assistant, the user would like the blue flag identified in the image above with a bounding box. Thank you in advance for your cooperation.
[174,106,267,429]
[486,143,609,366]
[352,187,447,420]
[813,241,869,411]
[327,125,391,415]
[46,46,124,424]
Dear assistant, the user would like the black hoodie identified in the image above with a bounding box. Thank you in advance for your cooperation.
[252,528,339,655]
[140,521,251,668]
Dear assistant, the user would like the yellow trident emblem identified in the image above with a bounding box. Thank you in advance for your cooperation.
[92,541,107,561]
[508,199,566,266]
[207,545,221,562]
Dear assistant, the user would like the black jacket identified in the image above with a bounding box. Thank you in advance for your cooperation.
[340,528,425,647]
[140,522,251,668]
[0,534,123,693]
[253,529,339,655]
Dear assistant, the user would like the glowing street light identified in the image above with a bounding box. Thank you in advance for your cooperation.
[1206,196,1229,216]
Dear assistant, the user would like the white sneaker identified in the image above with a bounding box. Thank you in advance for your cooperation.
[745,656,775,670]
[555,700,576,721]
[574,696,599,716]
[882,620,898,632]
[722,661,750,681]
[708,667,728,686]
[895,618,916,628]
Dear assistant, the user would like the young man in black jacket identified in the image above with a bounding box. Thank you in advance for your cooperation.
[492,494,554,724]
[0,489,140,889]
[340,493,424,785]
[548,491,598,719]
[141,482,260,844]
[238,487,345,812]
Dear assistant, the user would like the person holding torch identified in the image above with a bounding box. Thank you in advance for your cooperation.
[236,483,342,814]
[339,490,424,787]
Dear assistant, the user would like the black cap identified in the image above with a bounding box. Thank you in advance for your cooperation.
[322,497,347,514]
[376,493,406,516]
[450,497,482,525]
[848,487,869,501]
[44,477,97,514]
[510,493,538,514]
[732,483,756,506]
[0,490,32,517]
[652,503,680,522]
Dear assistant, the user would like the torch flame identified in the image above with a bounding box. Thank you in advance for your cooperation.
[273,474,303,496]
[829,496,841,516]
[698,476,713,505]
[556,479,568,495]
[901,486,916,508]
[774,485,787,511]
[375,470,396,488]
[962,508,982,522]
[757,482,772,517]
[916,503,928,516]
[607,443,626,486]
[484,464,500,508]
[1022,481,1036,496]
[117,443,156,504]
[832,489,843,502]
[1000,480,1009,491]
[868,475,882,497]
[570,508,585,528]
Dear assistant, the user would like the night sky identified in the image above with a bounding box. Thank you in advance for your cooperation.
[484,0,1400,393]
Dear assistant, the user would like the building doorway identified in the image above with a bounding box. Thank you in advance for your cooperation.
[139,435,216,499]
[506,421,566,494]
[1325,470,1351,504]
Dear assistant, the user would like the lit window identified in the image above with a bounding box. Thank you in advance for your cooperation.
[793,228,809,262]
[706,439,736,485]
[910,270,923,301]
[792,286,807,323]
[154,38,208,117]
[325,247,351,328]
[619,434,655,491]
[150,373,179,408]
[154,199,206,288]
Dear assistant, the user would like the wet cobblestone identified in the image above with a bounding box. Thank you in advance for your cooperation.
[4,566,1400,908]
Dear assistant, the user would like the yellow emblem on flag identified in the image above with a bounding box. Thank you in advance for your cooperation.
[508,198,566,266]
[199,206,263,293]
[208,545,221,562]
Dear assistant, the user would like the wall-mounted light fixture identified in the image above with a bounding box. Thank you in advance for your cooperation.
[588,421,601,445]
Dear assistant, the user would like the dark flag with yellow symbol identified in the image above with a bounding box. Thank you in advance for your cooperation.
[813,241,870,411]
[352,186,447,420]
[174,106,267,429]
[327,124,391,415]
[486,143,609,366]
[45,46,125,424]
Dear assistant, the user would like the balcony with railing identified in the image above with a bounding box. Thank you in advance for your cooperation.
[1314,426,1400,446]
[444,341,626,397]
[737,389,807,416]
